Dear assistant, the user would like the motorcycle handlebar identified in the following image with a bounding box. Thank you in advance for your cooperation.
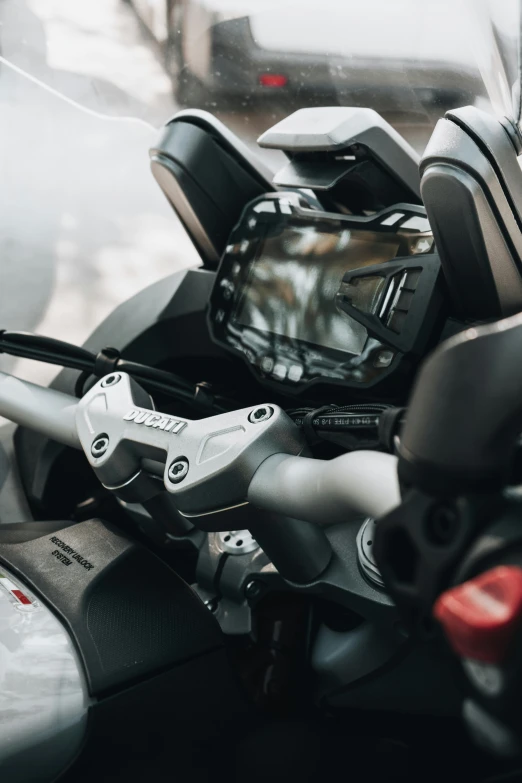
[0,371,80,450]
[0,370,400,525]
[248,451,399,524]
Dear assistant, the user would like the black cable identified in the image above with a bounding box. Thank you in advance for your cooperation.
[0,330,93,364]
[0,329,229,413]
[118,358,194,393]
[0,331,404,436]
[302,405,332,446]
[0,330,93,372]
[288,403,404,451]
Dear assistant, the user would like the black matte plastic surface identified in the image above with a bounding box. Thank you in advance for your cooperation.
[398,311,522,493]
[258,106,421,212]
[421,107,522,319]
[150,116,274,267]
[337,254,444,355]
[61,648,250,783]
[0,520,76,544]
[0,518,223,695]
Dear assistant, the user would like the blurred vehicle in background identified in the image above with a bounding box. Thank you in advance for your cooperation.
[127,0,485,110]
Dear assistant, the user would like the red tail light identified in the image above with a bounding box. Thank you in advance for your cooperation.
[259,74,288,88]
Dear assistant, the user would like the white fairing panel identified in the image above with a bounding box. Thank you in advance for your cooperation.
[0,565,89,782]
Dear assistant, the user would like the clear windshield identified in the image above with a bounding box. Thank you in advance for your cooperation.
[0,53,199,387]
[0,0,520,386]
[176,0,521,156]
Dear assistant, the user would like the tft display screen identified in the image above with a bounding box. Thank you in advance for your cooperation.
[234,225,399,355]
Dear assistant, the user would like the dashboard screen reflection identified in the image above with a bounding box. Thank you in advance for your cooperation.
[234,225,399,355]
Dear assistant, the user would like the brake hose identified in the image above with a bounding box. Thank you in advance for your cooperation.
[0,330,232,413]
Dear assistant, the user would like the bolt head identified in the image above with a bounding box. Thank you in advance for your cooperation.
[245,579,263,598]
[167,458,189,484]
[248,406,273,424]
[204,598,218,613]
[101,373,121,388]
[91,434,109,458]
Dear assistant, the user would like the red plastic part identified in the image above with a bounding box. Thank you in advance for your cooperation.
[259,73,288,88]
[12,589,31,605]
[434,566,522,664]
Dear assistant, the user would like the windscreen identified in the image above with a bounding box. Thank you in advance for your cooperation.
[2,0,522,383]
[234,226,399,355]
[176,0,522,157]
[0,54,199,390]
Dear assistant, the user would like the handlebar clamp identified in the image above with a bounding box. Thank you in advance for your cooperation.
[76,373,305,519]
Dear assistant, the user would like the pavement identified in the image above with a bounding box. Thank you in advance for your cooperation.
[0,0,437,389]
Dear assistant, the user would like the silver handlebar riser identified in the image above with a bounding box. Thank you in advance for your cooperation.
[248,451,400,524]
[0,371,80,449]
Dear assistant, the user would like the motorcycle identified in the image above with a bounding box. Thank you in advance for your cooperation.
[1,2,522,780]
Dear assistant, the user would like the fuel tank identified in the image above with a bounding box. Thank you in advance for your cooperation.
[0,518,248,782]
[0,563,88,782]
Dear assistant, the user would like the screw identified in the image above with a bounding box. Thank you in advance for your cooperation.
[374,350,394,368]
[167,457,189,484]
[425,503,460,546]
[248,406,273,424]
[101,373,121,388]
[91,434,109,458]
[244,579,263,599]
[204,597,218,613]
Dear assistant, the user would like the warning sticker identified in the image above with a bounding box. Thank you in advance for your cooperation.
[0,572,40,613]
[49,536,95,571]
